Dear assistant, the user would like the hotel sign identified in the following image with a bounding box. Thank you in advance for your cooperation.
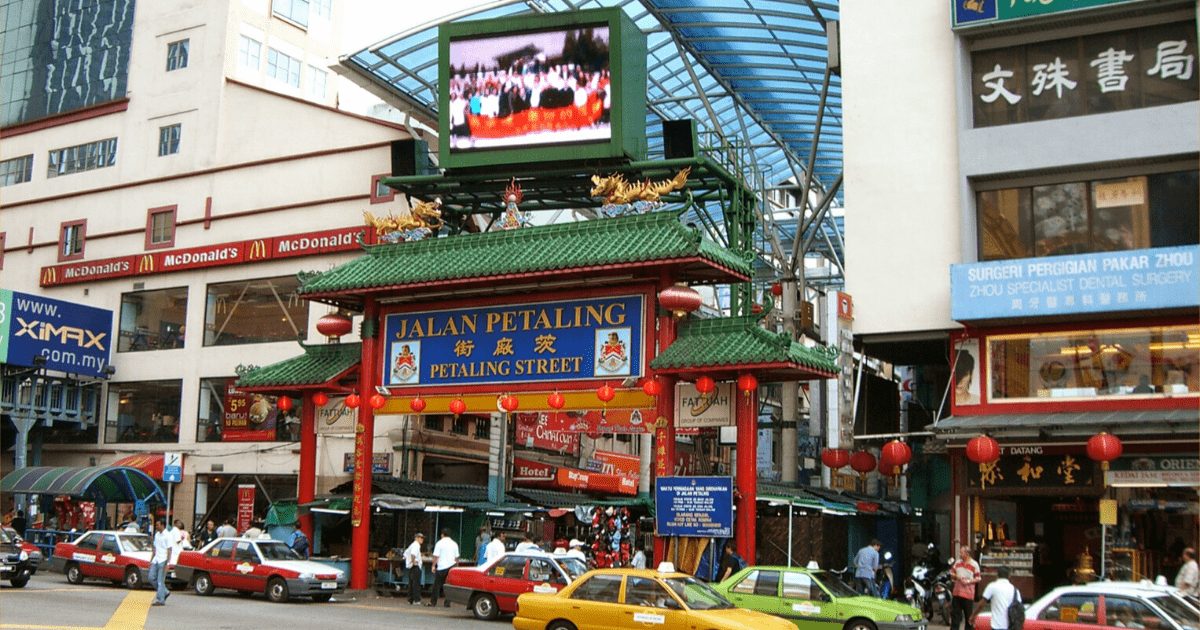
[382,295,644,387]
[39,226,365,287]
[951,245,1199,320]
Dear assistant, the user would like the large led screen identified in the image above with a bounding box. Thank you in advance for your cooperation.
[447,25,611,152]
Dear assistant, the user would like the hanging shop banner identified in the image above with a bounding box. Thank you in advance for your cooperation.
[513,457,557,483]
[516,413,582,453]
[222,381,278,442]
[515,410,653,445]
[655,476,734,538]
[316,397,356,434]
[951,245,1200,321]
[39,226,365,287]
[0,289,113,378]
[1106,455,1200,487]
[236,484,256,533]
[966,453,1096,491]
[342,452,392,474]
[382,295,644,387]
[674,382,733,428]
[555,467,637,495]
[952,0,1146,29]
[589,450,641,479]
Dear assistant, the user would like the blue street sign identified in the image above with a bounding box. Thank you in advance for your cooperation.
[655,476,734,538]
[134,500,148,517]
[163,452,183,484]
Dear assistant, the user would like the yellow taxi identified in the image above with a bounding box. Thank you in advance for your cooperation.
[513,563,796,630]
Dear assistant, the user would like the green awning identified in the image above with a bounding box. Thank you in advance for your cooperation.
[236,342,361,390]
[265,502,298,526]
[0,466,165,504]
[650,316,838,378]
[297,210,752,299]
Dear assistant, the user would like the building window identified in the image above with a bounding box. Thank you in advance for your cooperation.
[266,48,301,87]
[474,417,491,439]
[0,154,34,187]
[158,124,181,156]
[118,287,188,352]
[198,378,294,443]
[977,170,1199,261]
[307,65,327,100]
[238,35,262,69]
[105,380,183,444]
[987,324,1200,402]
[166,39,189,71]
[145,206,177,249]
[370,173,395,204]
[272,0,309,28]
[47,137,118,178]
[311,0,331,20]
[59,219,86,262]
[450,416,468,435]
[424,416,443,431]
[203,275,309,346]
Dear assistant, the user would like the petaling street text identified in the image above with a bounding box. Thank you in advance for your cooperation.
[393,304,627,340]
[428,356,585,379]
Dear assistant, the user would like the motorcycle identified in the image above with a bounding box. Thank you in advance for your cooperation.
[928,559,954,624]
[876,550,895,600]
[904,562,931,612]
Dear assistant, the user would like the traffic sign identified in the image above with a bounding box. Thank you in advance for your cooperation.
[163,452,183,483]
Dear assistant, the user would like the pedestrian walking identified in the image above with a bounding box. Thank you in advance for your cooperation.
[149,519,172,606]
[475,527,491,566]
[854,539,882,597]
[195,520,217,547]
[716,542,745,581]
[515,532,539,552]
[216,519,237,539]
[631,545,647,570]
[1176,548,1199,596]
[971,566,1019,630]
[428,528,460,607]
[287,528,310,558]
[404,533,425,605]
[950,545,981,630]
[485,531,507,564]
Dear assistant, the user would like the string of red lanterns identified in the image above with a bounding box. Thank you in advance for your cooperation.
[880,439,912,476]
[448,398,467,416]
[694,376,716,395]
[736,374,758,396]
[820,448,850,469]
[276,396,293,412]
[641,378,662,397]
[312,392,328,407]
[500,394,520,412]
[409,396,427,412]
[547,392,565,409]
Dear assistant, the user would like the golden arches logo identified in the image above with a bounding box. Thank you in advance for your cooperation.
[248,240,268,259]
[137,255,155,273]
[41,267,56,284]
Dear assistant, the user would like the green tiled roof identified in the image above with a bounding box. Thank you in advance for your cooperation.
[298,211,751,295]
[236,342,361,389]
[650,317,838,375]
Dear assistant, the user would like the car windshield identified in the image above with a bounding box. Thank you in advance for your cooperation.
[257,541,302,561]
[119,535,152,552]
[814,572,860,598]
[1152,594,1200,624]
[662,576,736,610]
[555,557,587,580]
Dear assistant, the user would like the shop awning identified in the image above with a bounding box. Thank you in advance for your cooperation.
[299,497,353,515]
[235,342,361,391]
[933,408,1199,440]
[650,316,838,381]
[111,453,165,480]
[0,466,165,504]
[756,483,830,511]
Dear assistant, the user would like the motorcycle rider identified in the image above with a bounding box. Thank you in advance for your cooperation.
[854,539,882,597]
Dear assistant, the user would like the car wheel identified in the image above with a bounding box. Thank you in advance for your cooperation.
[312,594,333,603]
[194,572,214,596]
[547,620,577,630]
[124,567,142,589]
[471,593,499,621]
[266,576,289,603]
[66,562,85,585]
[11,575,30,588]
[844,618,877,630]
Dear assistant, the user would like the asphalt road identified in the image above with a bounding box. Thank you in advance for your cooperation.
[0,576,497,630]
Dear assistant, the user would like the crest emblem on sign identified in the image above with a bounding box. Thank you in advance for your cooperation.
[236,562,254,574]
[391,342,419,383]
[595,329,630,375]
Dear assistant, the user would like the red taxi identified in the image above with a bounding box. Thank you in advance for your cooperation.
[174,537,346,602]
[444,551,587,620]
[51,530,164,589]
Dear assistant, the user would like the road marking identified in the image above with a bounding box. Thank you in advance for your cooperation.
[0,588,93,593]
[101,590,154,630]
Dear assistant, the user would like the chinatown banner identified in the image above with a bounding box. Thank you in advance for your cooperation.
[236,484,255,533]
[515,410,655,443]
[515,413,581,454]
[222,381,278,442]
[39,226,365,287]
[382,294,645,387]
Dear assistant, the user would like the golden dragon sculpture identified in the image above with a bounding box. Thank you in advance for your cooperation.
[590,167,691,206]
[362,198,444,238]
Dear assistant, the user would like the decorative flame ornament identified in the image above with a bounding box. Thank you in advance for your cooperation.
[449,398,467,416]
[500,395,520,412]
[694,376,716,395]
[880,440,912,475]
[345,393,361,409]
[316,313,353,340]
[547,392,565,410]
[276,396,293,412]
[312,392,329,407]
[657,283,702,319]
[369,393,386,410]
[736,374,758,396]
[1086,431,1123,471]
[820,448,850,469]
[409,396,427,413]
[596,384,616,403]
[849,450,877,475]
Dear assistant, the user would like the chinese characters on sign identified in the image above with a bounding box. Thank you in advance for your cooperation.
[972,22,1197,127]
[967,453,1096,490]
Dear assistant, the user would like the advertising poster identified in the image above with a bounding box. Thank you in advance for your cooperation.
[0,289,113,378]
[674,382,733,428]
[222,380,279,442]
[953,338,981,406]
[236,484,255,533]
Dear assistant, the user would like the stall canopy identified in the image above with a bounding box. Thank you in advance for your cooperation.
[111,453,165,480]
[933,409,1198,440]
[326,477,641,511]
[0,465,165,504]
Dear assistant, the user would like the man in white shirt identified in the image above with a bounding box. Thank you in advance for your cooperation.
[631,546,647,570]
[972,566,1018,630]
[428,529,460,608]
[566,539,587,562]
[515,533,539,552]
[403,533,424,605]
[1176,548,1199,596]
[485,531,507,564]
[149,519,172,606]
[216,519,237,539]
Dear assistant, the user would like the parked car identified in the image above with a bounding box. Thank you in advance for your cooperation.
[714,565,926,630]
[513,564,795,630]
[444,551,587,620]
[174,537,346,602]
[1,525,39,587]
[973,583,1200,630]
[3,527,44,565]
[50,530,178,589]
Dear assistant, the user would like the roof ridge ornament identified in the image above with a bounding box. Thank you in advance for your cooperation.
[591,167,691,216]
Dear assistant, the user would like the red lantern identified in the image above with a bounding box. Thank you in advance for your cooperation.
[880,440,912,475]
[751,303,763,314]
[500,395,519,412]
[345,393,361,409]
[658,283,702,319]
[276,396,293,412]
[694,376,716,395]
[547,392,565,409]
[1087,431,1123,470]
[965,435,1001,465]
[596,384,616,403]
[409,396,427,413]
[820,448,850,469]
[641,378,663,397]
[771,282,783,297]
[736,374,758,396]
[312,392,328,407]
[369,393,386,410]
[849,451,877,475]
[316,313,353,339]
[449,398,467,416]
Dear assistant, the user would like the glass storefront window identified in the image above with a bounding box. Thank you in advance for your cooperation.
[988,325,1199,401]
[977,170,1199,261]
[203,276,308,346]
[105,380,182,443]
[198,377,295,442]
[118,287,187,352]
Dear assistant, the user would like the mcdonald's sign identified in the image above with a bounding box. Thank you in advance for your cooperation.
[247,240,269,260]
[137,254,155,273]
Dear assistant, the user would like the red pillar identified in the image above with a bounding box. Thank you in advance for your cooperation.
[735,384,757,564]
[350,299,379,590]
[297,391,316,542]
[652,275,678,567]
